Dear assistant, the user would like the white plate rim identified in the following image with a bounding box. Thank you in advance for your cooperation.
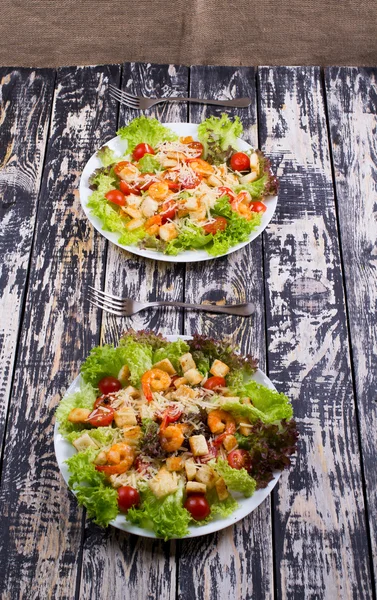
[79,123,278,263]
[54,334,281,539]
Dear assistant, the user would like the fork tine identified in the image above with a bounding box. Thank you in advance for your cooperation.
[109,90,140,109]
[88,297,127,316]
[88,286,126,304]
[88,289,126,310]
[109,86,140,106]
[109,84,138,101]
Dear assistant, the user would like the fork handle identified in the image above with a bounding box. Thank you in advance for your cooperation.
[146,301,254,317]
[155,97,251,108]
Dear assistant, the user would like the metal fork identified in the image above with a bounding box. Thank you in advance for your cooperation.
[88,287,254,317]
[109,84,251,110]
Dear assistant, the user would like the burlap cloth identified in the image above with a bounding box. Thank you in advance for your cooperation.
[1,0,376,67]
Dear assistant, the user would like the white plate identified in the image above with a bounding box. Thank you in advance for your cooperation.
[54,335,281,539]
[79,123,278,263]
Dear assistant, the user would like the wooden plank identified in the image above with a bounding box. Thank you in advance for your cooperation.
[0,67,55,453]
[325,66,377,587]
[258,66,373,599]
[78,62,189,600]
[178,66,274,600]
[0,64,121,599]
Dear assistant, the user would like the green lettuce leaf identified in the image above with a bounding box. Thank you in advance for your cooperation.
[97,145,118,167]
[81,341,152,387]
[165,223,211,255]
[117,116,178,154]
[138,154,162,173]
[117,336,153,385]
[126,484,190,540]
[87,190,127,234]
[65,449,118,527]
[226,380,293,423]
[212,459,256,498]
[153,339,190,372]
[66,426,121,447]
[197,114,243,165]
[55,382,97,439]
[193,489,238,524]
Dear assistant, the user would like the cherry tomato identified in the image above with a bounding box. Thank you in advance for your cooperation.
[179,172,202,189]
[105,189,126,206]
[132,143,155,160]
[117,486,141,512]
[203,376,226,390]
[93,394,113,409]
[86,406,114,427]
[187,141,204,159]
[227,449,252,472]
[160,406,183,430]
[98,376,122,395]
[217,186,236,201]
[230,152,250,172]
[138,176,159,191]
[119,180,141,196]
[159,200,178,222]
[184,494,211,520]
[250,201,267,213]
[114,161,132,176]
[203,217,228,235]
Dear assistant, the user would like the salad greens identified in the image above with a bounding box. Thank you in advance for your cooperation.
[56,331,298,539]
[117,115,178,153]
[197,113,243,165]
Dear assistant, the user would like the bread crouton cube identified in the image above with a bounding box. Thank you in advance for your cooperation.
[210,359,230,378]
[159,222,178,242]
[179,353,196,373]
[174,384,198,399]
[223,434,237,452]
[166,456,184,471]
[68,408,91,424]
[123,205,142,219]
[186,481,207,495]
[126,218,145,231]
[195,465,218,489]
[122,425,142,446]
[141,197,159,218]
[149,468,178,498]
[114,407,137,428]
[189,435,209,457]
[118,364,130,384]
[173,376,188,389]
[184,368,203,385]
[72,432,99,453]
[123,386,140,398]
[185,458,198,481]
[94,450,107,465]
[215,477,229,501]
[152,358,176,375]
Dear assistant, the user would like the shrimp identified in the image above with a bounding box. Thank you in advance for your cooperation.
[96,442,135,475]
[148,181,169,201]
[141,368,171,402]
[230,191,253,221]
[207,409,236,435]
[159,425,185,452]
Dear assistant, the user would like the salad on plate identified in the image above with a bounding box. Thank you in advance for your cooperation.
[84,114,279,258]
[55,331,298,540]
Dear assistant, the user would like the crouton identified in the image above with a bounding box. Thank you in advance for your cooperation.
[122,205,142,219]
[126,218,145,231]
[114,407,137,428]
[140,197,159,218]
[185,458,198,481]
[94,450,108,465]
[123,386,140,398]
[118,364,130,384]
[149,468,178,498]
[123,426,142,446]
[166,456,184,471]
[68,408,91,424]
[210,359,230,378]
[72,432,99,453]
[159,222,178,242]
[179,353,196,373]
[184,368,203,386]
[153,358,176,375]
[223,434,237,452]
[189,435,209,457]
[206,174,222,187]
[173,376,188,389]
[195,465,218,489]
[215,477,229,501]
[186,481,207,494]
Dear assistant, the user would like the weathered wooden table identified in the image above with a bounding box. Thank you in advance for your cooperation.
[0,63,376,599]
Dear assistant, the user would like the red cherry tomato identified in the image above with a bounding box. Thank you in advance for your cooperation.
[119,180,141,196]
[117,486,141,512]
[250,201,267,213]
[113,161,132,176]
[93,394,113,409]
[203,217,228,235]
[86,406,114,427]
[98,376,122,395]
[105,189,126,206]
[138,176,159,191]
[132,143,155,160]
[179,172,202,189]
[217,186,236,201]
[203,376,226,390]
[160,406,183,430]
[227,449,252,472]
[187,141,204,159]
[184,494,211,520]
[159,200,178,223]
[230,152,250,172]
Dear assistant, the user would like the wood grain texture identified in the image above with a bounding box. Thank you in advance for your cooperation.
[325,66,377,587]
[0,64,121,599]
[258,66,373,599]
[79,63,189,600]
[178,65,274,600]
[0,67,55,453]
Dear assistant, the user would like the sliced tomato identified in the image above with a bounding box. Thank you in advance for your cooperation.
[138,175,159,191]
[203,217,228,235]
[93,394,113,409]
[179,172,202,189]
[250,201,267,213]
[132,143,155,160]
[217,186,236,201]
[203,376,226,390]
[187,141,204,159]
[160,406,183,430]
[105,189,126,206]
[227,449,252,472]
[119,180,141,196]
[159,200,178,222]
[86,406,114,427]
